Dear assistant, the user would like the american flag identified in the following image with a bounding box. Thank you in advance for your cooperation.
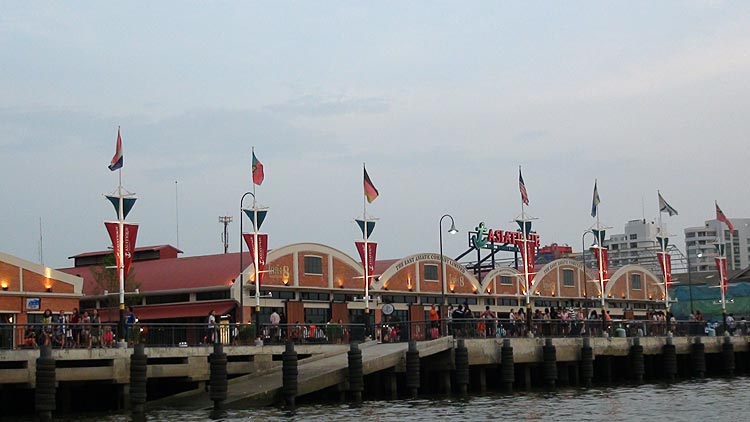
[519,167,529,205]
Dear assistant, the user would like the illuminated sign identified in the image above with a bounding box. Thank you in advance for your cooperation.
[471,222,540,249]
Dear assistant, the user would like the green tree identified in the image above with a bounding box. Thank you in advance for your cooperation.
[90,254,140,309]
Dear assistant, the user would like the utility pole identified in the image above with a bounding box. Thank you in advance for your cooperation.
[219,216,233,254]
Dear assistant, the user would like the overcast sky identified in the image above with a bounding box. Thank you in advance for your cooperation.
[2,2,749,269]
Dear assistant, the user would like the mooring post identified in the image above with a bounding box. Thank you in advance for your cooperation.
[282,341,298,408]
[722,334,735,377]
[348,342,364,403]
[580,337,594,388]
[129,343,148,415]
[500,338,514,393]
[662,335,677,383]
[405,340,420,398]
[455,338,469,396]
[691,337,706,378]
[542,338,557,390]
[209,342,228,411]
[35,344,56,422]
[630,337,645,384]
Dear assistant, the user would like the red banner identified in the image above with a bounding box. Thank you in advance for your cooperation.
[715,256,728,294]
[104,222,139,278]
[657,252,672,286]
[590,246,609,292]
[355,241,377,284]
[513,238,536,284]
[243,233,269,284]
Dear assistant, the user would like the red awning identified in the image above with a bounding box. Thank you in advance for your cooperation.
[99,300,236,322]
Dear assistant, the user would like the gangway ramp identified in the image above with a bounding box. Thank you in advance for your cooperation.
[225,337,453,408]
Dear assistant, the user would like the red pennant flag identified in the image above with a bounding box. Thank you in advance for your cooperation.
[355,241,377,284]
[590,246,609,292]
[252,150,264,186]
[243,233,268,283]
[715,256,729,294]
[104,222,139,278]
[657,251,672,286]
[108,128,123,171]
[715,201,734,232]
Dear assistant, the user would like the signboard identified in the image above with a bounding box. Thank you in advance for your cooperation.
[26,297,41,311]
[471,222,540,249]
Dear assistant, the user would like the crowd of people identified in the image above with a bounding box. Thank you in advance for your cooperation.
[24,307,117,349]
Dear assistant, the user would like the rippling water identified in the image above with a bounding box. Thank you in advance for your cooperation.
[12,377,749,422]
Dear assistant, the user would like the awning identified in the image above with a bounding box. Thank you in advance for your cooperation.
[100,300,236,322]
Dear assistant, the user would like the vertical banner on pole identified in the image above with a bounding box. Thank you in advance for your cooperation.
[657,252,673,286]
[243,233,269,283]
[513,238,537,284]
[715,257,729,294]
[104,222,139,278]
[355,241,377,285]
[590,246,610,291]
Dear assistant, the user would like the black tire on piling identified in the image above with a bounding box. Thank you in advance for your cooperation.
[500,339,514,393]
[580,339,594,388]
[691,337,706,378]
[662,341,677,383]
[209,343,228,409]
[454,339,469,396]
[282,341,298,408]
[722,336,735,377]
[405,341,420,398]
[542,338,557,390]
[348,342,364,403]
[129,343,148,413]
[630,338,645,384]
[35,345,56,422]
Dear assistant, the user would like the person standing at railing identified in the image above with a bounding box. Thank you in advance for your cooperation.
[41,309,53,346]
[89,309,101,349]
[481,306,496,338]
[70,308,81,348]
[429,305,440,339]
[125,306,137,344]
[270,310,280,342]
[206,310,217,344]
[80,311,91,349]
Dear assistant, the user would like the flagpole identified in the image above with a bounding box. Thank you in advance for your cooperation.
[657,191,671,333]
[519,166,532,334]
[117,165,125,344]
[363,164,370,318]
[252,147,257,208]
[594,180,606,333]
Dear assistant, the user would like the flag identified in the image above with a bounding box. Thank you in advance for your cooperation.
[108,128,123,171]
[658,192,678,216]
[519,167,529,205]
[716,201,734,232]
[363,166,379,203]
[252,150,264,186]
[591,180,600,218]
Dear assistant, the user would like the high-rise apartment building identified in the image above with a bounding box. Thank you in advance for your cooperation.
[685,218,750,272]
[605,219,674,274]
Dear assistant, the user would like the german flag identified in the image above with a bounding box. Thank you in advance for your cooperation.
[364,166,379,203]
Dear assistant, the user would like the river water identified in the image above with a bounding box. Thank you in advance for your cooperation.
[10,376,749,422]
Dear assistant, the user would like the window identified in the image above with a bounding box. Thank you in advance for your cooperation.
[304,308,329,324]
[421,296,441,304]
[304,255,323,275]
[629,234,637,240]
[629,242,637,248]
[500,276,513,285]
[562,269,575,287]
[196,290,229,301]
[424,264,438,281]
[631,274,642,290]
[484,298,496,306]
[300,292,330,301]
[686,232,696,238]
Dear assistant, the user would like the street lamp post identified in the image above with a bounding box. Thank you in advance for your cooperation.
[439,214,458,331]
[238,192,254,326]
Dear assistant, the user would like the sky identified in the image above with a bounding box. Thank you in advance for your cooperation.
[2,1,750,269]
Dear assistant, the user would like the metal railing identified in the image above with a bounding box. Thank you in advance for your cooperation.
[1,319,747,349]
